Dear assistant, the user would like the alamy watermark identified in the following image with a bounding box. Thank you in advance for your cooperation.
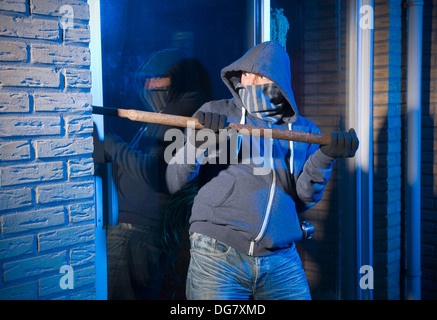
[359,265,374,290]
[59,265,74,290]
[359,5,374,30]
[60,5,74,30]
[163,123,274,176]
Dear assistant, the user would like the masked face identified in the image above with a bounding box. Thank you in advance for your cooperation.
[237,82,286,123]
[142,86,169,112]
[141,77,171,112]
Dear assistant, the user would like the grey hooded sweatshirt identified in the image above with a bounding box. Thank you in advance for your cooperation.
[165,41,334,257]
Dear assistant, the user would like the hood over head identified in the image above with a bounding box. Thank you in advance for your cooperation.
[221,41,298,122]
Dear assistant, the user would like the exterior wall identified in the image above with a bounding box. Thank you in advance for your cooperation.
[297,0,437,300]
[373,0,402,300]
[0,0,96,299]
[298,0,345,299]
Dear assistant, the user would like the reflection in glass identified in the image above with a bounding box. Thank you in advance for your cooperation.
[99,0,250,299]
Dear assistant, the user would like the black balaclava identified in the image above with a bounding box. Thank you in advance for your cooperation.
[237,82,286,123]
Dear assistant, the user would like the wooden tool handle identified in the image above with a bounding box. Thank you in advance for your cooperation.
[94,106,331,145]
[228,123,331,145]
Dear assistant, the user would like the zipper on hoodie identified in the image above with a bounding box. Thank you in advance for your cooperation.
[248,124,276,256]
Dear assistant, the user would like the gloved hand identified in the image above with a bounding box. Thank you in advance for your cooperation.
[320,128,359,158]
[191,111,229,149]
[196,111,228,132]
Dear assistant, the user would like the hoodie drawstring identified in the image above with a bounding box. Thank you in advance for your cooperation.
[238,107,294,174]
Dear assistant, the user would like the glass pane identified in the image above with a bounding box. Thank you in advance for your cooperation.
[101,0,251,142]
[99,0,251,299]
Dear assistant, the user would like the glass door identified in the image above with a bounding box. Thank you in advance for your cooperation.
[94,0,256,300]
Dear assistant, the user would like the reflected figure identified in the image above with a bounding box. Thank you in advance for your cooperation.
[100,50,210,299]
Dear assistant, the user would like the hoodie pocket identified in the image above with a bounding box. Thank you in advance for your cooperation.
[196,175,236,208]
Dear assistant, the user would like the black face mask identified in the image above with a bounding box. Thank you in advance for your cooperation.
[141,86,169,112]
[237,83,286,123]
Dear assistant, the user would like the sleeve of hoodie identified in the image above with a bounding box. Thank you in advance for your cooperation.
[294,130,336,214]
[104,134,163,192]
[165,103,212,194]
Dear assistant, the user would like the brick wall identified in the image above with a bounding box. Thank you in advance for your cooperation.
[297,0,345,299]
[373,0,402,300]
[0,0,96,299]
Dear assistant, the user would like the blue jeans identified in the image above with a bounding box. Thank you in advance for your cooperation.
[186,233,311,300]
[106,223,166,299]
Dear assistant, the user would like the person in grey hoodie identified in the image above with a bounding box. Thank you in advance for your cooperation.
[165,41,358,300]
